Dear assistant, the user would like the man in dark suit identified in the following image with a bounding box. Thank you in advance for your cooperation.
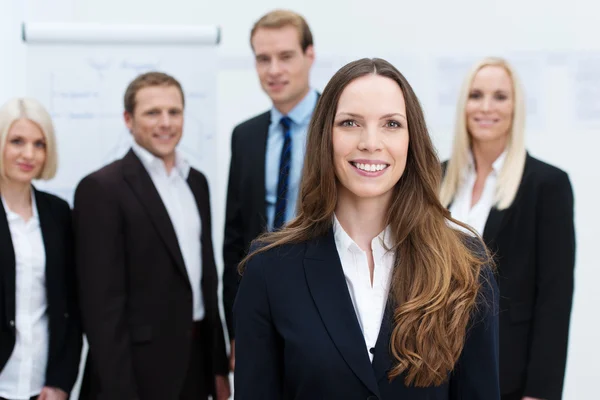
[74,72,230,400]
[223,9,319,369]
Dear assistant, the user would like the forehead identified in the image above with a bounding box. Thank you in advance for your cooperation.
[471,66,513,91]
[134,85,183,109]
[252,25,302,54]
[337,74,406,114]
[7,118,44,139]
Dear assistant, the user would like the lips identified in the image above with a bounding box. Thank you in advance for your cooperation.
[17,163,35,172]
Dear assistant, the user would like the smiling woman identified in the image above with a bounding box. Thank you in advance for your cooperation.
[0,98,82,400]
[441,57,575,400]
[233,57,501,400]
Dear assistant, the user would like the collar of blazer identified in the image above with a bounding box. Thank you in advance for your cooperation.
[121,149,191,283]
[303,228,392,398]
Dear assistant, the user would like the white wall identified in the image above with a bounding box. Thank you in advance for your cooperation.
[13,0,600,398]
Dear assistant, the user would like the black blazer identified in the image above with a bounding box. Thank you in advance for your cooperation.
[73,150,228,400]
[0,188,82,394]
[233,230,501,399]
[444,154,575,400]
[223,96,321,340]
[223,111,271,340]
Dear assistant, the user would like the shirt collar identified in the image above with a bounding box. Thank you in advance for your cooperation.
[131,140,190,179]
[332,214,394,256]
[270,88,319,129]
[1,187,39,222]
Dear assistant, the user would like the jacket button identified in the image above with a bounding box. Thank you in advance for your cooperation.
[9,320,15,327]
[64,313,69,318]
[369,347,375,354]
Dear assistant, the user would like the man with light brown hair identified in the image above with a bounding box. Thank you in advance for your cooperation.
[75,71,230,400]
[223,9,318,370]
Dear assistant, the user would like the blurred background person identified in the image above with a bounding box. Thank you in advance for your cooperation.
[440,57,576,400]
[223,9,318,370]
[0,98,82,400]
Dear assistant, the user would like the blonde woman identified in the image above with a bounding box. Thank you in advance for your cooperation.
[0,98,82,400]
[441,57,575,400]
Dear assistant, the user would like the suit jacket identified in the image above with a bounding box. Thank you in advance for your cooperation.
[223,94,321,339]
[233,230,500,400]
[73,150,228,400]
[0,188,82,394]
[443,153,575,400]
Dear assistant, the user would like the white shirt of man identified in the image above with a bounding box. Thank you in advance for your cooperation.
[0,192,49,399]
[332,215,394,362]
[449,150,507,236]
[132,142,205,321]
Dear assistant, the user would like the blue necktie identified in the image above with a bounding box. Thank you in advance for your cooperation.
[273,116,293,230]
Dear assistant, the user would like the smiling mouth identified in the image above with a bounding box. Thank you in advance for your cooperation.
[350,161,390,172]
[474,118,499,125]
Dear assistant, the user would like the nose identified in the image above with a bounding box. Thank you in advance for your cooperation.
[267,59,282,75]
[159,111,172,127]
[358,125,383,153]
[22,143,35,159]
[481,96,492,112]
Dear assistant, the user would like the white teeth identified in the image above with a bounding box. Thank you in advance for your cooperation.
[353,162,387,172]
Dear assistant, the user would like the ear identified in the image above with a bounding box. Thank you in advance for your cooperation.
[123,110,134,133]
[304,45,315,66]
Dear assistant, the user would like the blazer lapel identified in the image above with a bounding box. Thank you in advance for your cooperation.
[372,301,394,383]
[303,230,381,398]
[0,200,16,325]
[254,113,270,227]
[122,150,188,281]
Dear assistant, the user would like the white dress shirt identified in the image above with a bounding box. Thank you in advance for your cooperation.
[132,143,205,321]
[332,215,394,362]
[449,151,507,236]
[0,192,48,400]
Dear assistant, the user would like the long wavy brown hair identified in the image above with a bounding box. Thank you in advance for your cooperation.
[240,58,489,387]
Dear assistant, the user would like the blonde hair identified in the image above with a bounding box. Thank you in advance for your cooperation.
[250,9,313,52]
[0,97,58,180]
[440,57,527,210]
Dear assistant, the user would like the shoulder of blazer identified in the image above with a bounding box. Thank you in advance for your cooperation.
[244,240,307,277]
[523,153,570,186]
[231,111,271,142]
[77,156,126,189]
[34,189,70,215]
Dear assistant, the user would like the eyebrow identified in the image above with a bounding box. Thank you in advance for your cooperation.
[336,112,407,121]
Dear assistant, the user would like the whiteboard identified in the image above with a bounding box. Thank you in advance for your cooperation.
[23,23,221,205]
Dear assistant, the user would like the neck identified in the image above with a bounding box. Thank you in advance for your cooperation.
[0,178,32,210]
[471,139,507,176]
[162,155,176,174]
[273,86,310,115]
[335,189,389,252]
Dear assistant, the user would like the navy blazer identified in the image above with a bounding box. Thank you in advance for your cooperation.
[234,229,501,400]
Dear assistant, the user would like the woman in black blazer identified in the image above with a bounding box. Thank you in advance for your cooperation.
[440,57,575,400]
[0,98,82,400]
[234,58,500,400]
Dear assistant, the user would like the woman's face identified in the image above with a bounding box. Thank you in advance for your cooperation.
[332,74,410,207]
[2,119,47,184]
[465,65,515,147]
